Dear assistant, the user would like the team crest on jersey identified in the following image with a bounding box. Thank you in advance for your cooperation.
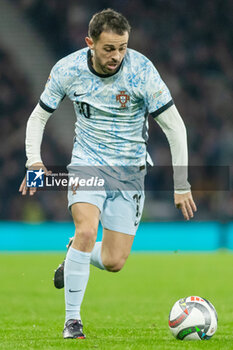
[116,91,130,108]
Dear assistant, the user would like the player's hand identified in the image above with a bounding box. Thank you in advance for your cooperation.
[19,162,49,196]
[174,191,197,221]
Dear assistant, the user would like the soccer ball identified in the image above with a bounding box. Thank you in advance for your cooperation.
[168,296,218,340]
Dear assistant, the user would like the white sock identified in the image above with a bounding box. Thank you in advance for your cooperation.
[90,241,105,270]
[64,247,91,322]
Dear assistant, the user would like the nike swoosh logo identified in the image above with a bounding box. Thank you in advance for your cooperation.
[74,92,86,97]
[69,289,82,293]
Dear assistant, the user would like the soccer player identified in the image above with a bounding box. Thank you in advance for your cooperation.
[19,9,197,339]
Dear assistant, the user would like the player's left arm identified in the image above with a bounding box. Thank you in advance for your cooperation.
[154,104,197,220]
[144,60,196,219]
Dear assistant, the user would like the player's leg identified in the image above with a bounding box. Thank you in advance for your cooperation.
[58,229,134,273]
[82,188,143,273]
[54,188,144,287]
[101,228,134,271]
[85,229,134,273]
[54,185,106,290]
[54,236,105,290]
[97,189,145,271]
[63,202,100,339]
[54,229,133,289]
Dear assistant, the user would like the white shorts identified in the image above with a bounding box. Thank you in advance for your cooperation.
[67,165,145,235]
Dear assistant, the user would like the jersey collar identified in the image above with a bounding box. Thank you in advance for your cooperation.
[87,49,123,78]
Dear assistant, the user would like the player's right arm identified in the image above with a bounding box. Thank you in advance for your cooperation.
[19,104,52,196]
[19,61,65,196]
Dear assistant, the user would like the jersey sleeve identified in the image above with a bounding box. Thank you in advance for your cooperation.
[144,61,173,117]
[39,62,65,113]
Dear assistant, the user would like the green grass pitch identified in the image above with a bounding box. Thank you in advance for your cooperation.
[0,252,233,349]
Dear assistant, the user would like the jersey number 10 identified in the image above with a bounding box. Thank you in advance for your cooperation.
[76,102,91,118]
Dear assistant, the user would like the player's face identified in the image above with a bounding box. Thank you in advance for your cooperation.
[85,31,129,75]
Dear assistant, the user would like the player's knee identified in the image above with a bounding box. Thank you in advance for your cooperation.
[103,256,126,272]
[74,226,97,246]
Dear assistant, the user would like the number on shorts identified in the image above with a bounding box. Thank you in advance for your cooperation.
[133,193,142,226]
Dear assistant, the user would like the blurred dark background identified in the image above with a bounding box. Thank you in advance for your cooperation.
[0,0,232,222]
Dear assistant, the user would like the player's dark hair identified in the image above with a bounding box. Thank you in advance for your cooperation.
[88,9,131,41]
